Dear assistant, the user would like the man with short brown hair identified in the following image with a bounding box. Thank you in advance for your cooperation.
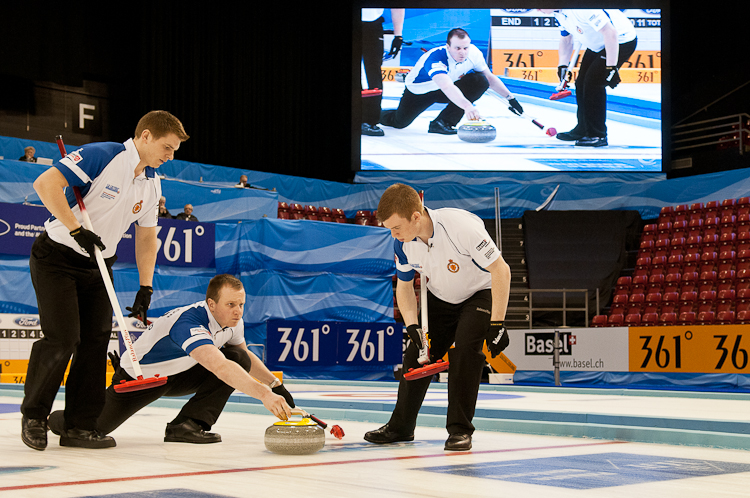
[365,183,511,451]
[21,110,189,451]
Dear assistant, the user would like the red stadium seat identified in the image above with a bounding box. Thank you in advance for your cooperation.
[661,292,679,315]
[704,201,720,220]
[720,198,736,217]
[737,309,750,324]
[673,204,689,222]
[624,313,641,326]
[644,292,662,315]
[608,314,625,327]
[659,312,677,326]
[591,315,608,327]
[688,203,704,221]
[658,206,674,223]
[639,239,655,258]
[738,231,750,253]
[696,310,715,325]
[677,311,696,325]
[642,312,659,326]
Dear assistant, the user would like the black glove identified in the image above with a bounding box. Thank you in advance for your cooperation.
[604,65,621,88]
[126,285,153,324]
[507,98,523,116]
[557,65,572,83]
[387,35,403,58]
[486,321,510,358]
[272,383,295,408]
[406,324,424,350]
[107,350,121,372]
[70,226,105,261]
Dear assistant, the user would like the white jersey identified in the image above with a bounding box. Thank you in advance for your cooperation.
[405,44,489,95]
[394,207,500,304]
[122,300,245,379]
[554,9,637,52]
[45,138,161,259]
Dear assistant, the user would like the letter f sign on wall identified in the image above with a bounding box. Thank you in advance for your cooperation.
[79,103,96,130]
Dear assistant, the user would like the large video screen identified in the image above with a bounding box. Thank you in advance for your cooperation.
[358,8,662,172]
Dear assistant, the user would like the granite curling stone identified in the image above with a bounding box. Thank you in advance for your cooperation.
[457,120,496,143]
[264,416,325,455]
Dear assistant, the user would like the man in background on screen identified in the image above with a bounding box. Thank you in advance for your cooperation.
[379,28,523,135]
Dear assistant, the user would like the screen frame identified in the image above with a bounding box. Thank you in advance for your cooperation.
[351,0,670,175]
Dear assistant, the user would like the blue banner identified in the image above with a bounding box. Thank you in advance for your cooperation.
[0,203,49,256]
[118,218,216,268]
[0,202,216,268]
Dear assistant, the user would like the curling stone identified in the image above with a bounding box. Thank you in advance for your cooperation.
[457,120,496,143]
[264,416,325,455]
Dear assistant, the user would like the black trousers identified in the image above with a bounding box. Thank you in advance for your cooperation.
[361,17,385,125]
[571,38,638,138]
[388,289,492,436]
[96,346,253,434]
[22,231,115,430]
[380,71,489,129]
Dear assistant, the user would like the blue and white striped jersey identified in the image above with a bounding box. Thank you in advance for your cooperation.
[405,44,488,95]
[121,300,245,379]
[46,138,161,259]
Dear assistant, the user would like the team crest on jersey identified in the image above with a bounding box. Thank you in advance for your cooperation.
[65,148,84,164]
[132,200,143,214]
[447,259,460,273]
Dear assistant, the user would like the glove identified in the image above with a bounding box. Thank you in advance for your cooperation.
[272,383,295,408]
[556,65,572,91]
[387,35,403,58]
[405,324,423,349]
[126,285,153,324]
[107,350,121,372]
[70,226,105,261]
[486,321,510,358]
[406,324,430,364]
[507,98,523,116]
[604,65,621,88]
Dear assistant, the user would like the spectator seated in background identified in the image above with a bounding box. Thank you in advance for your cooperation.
[235,175,250,188]
[158,196,173,219]
[175,204,199,222]
[19,146,37,162]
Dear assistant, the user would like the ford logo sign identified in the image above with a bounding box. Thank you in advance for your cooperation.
[15,316,40,327]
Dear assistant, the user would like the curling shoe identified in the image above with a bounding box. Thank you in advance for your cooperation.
[60,428,116,448]
[444,433,472,451]
[364,424,414,444]
[22,417,47,451]
[164,419,221,444]
[428,119,457,135]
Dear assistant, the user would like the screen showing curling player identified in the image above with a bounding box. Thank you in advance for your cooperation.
[359,8,662,172]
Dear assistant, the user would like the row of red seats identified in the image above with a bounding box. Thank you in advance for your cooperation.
[278,202,347,223]
[617,269,750,298]
[277,203,384,226]
[612,287,750,317]
[592,309,750,327]
[656,197,750,224]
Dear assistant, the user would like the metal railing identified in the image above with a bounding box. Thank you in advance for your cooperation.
[509,288,591,328]
[672,114,750,155]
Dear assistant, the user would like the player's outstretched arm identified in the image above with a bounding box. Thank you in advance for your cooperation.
[190,344,291,420]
